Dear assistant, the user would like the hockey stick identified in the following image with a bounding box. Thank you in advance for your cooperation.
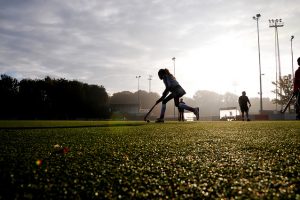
[280,93,296,113]
[144,102,158,122]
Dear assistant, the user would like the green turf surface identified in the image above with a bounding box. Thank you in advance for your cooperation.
[0,121,299,199]
[0,120,144,128]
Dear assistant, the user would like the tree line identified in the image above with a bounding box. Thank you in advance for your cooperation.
[0,74,109,119]
[2,74,290,120]
[110,90,277,117]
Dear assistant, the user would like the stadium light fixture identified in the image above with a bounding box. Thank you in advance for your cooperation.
[253,14,263,113]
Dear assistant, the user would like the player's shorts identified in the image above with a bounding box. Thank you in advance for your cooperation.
[171,85,186,97]
[240,106,249,113]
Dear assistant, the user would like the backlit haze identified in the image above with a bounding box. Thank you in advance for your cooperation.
[1,0,300,98]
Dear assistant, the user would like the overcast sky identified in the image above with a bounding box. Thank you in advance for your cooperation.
[0,0,300,99]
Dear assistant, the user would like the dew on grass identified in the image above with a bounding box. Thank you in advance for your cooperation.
[0,122,299,199]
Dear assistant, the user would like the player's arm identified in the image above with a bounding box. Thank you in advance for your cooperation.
[156,77,170,104]
[156,89,169,104]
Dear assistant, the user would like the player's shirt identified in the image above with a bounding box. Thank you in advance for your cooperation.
[161,75,186,98]
[163,75,179,91]
[178,102,185,112]
[294,67,300,92]
[239,95,250,108]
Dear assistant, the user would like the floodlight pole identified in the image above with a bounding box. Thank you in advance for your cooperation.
[136,75,141,112]
[269,19,284,110]
[291,36,294,79]
[274,28,278,111]
[172,57,176,120]
[148,75,152,93]
[253,14,263,113]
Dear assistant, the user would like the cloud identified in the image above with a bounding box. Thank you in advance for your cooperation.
[0,0,300,98]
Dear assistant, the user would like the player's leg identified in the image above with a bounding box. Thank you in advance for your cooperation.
[178,100,199,120]
[156,93,175,122]
[245,111,250,121]
[241,110,245,121]
[245,107,249,121]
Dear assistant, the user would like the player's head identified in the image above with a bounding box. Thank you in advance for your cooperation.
[158,68,173,80]
[242,91,246,96]
[158,69,165,79]
[297,57,300,66]
[180,98,183,102]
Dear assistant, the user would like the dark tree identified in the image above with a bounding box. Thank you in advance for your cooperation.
[0,75,19,118]
[0,74,109,119]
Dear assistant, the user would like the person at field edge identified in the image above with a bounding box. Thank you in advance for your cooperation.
[238,91,251,121]
[155,68,199,123]
[178,98,185,121]
[293,57,300,120]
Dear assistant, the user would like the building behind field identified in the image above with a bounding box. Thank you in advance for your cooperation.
[184,113,194,121]
[219,107,240,121]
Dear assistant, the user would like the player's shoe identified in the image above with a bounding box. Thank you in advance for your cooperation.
[194,107,199,120]
[155,118,164,123]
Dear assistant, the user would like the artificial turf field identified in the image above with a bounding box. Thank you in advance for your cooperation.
[0,120,299,199]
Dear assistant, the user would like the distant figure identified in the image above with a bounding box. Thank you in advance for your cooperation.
[294,57,300,120]
[238,91,251,121]
[178,98,185,121]
[155,68,199,123]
